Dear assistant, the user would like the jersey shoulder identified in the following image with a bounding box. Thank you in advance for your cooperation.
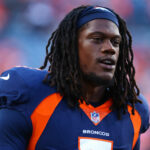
[0,67,57,114]
[135,94,150,133]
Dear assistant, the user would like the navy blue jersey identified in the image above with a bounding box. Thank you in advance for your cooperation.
[0,67,149,150]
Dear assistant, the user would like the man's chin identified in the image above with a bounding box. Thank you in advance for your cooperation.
[82,72,114,87]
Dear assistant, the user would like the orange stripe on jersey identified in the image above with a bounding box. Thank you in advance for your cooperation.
[127,105,141,149]
[27,93,63,150]
[80,99,112,126]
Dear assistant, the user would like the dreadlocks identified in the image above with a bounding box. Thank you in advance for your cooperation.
[40,5,142,118]
[108,10,142,118]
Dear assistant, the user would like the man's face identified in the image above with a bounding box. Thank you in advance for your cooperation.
[78,19,121,86]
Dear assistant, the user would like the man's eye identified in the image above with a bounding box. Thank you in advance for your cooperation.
[92,37,103,42]
[112,40,120,46]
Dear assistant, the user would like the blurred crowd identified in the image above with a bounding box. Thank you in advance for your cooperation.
[0,0,150,149]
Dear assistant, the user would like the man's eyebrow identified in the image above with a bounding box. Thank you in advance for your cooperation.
[88,31,121,39]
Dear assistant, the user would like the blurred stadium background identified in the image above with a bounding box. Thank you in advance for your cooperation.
[0,0,149,149]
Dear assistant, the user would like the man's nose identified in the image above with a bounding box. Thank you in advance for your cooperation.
[101,40,116,55]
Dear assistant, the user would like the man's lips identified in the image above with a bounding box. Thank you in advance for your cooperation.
[99,62,115,70]
[97,57,116,70]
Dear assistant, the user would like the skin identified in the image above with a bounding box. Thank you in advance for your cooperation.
[78,19,121,104]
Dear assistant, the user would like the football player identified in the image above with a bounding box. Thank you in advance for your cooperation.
[0,5,149,150]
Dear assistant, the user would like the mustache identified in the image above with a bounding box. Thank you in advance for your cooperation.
[96,58,102,63]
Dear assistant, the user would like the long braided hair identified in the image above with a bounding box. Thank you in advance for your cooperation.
[40,5,141,118]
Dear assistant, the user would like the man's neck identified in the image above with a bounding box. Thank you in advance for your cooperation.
[81,81,107,104]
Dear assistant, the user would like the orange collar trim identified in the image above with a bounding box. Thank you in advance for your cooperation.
[79,99,112,126]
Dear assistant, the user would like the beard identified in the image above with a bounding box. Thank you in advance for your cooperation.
[81,71,114,87]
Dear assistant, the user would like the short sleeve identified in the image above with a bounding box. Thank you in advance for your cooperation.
[0,68,30,108]
[0,109,32,149]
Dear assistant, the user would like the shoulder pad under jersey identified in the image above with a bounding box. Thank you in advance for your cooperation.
[135,94,150,133]
[0,67,57,114]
